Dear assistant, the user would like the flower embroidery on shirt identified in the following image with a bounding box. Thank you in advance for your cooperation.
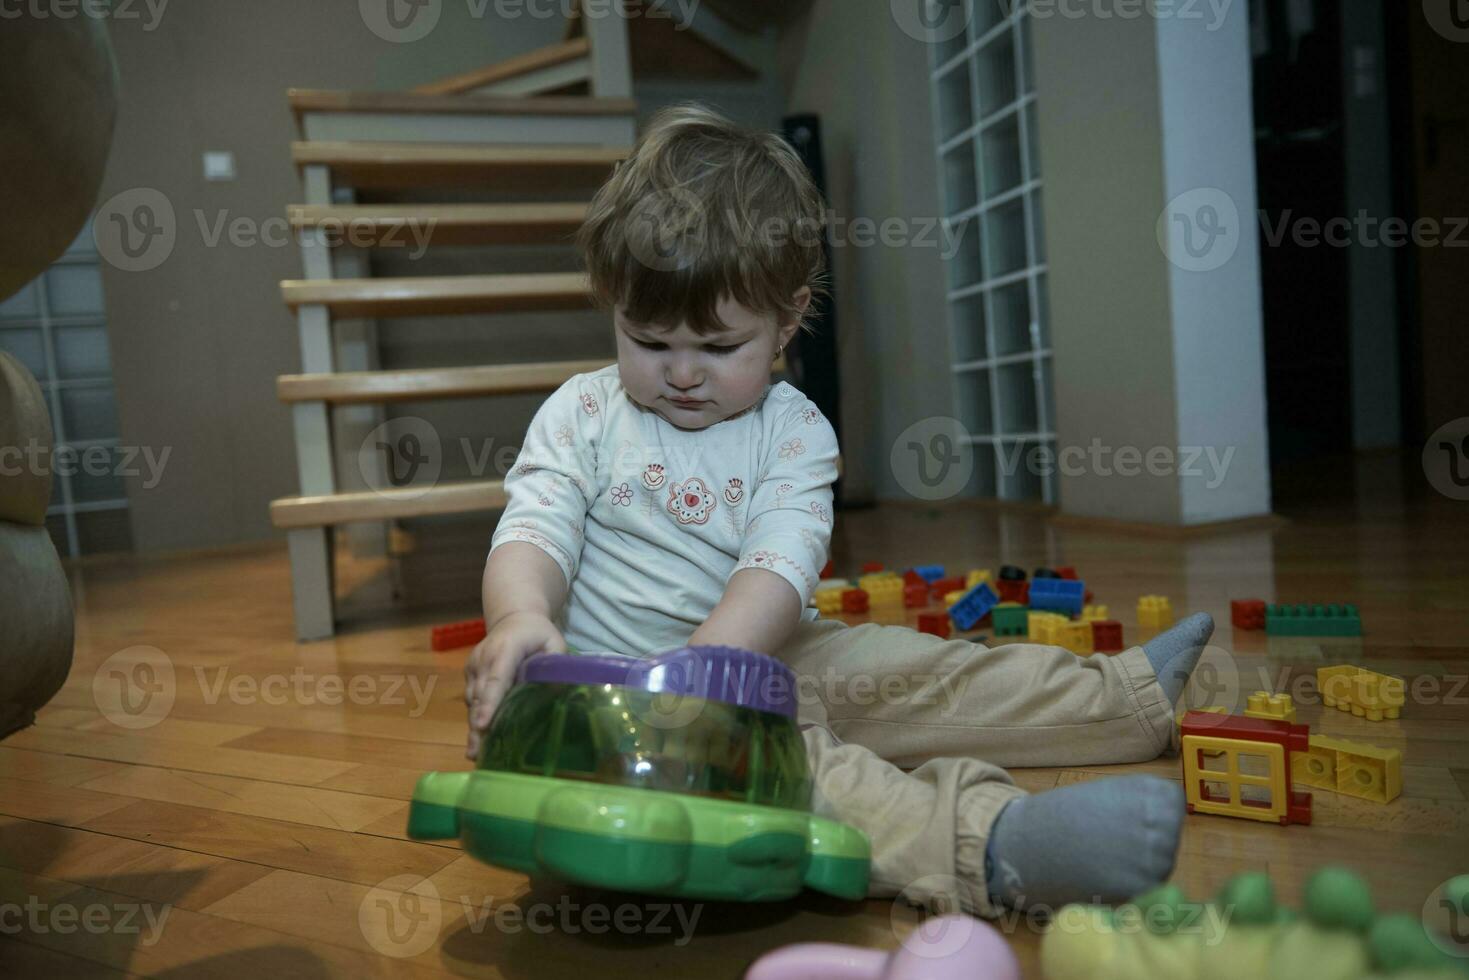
[554,424,574,447]
[723,478,745,505]
[569,520,583,540]
[666,476,718,526]
[580,391,600,417]
[515,462,536,477]
[774,482,794,505]
[810,501,830,525]
[537,491,554,507]
[801,407,822,425]
[641,463,666,491]
[609,482,633,507]
[779,438,806,460]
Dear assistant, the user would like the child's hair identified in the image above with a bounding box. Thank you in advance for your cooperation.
[577,102,829,337]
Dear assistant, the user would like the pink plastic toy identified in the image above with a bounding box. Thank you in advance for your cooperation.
[743,915,1020,980]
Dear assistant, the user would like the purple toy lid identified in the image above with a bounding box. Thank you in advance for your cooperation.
[515,645,797,718]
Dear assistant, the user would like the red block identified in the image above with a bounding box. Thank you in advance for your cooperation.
[903,582,930,608]
[996,579,1029,604]
[860,561,885,573]
[917,612,951,639]
[930,576,965,599]
[1180,710,1313,825]
[902,569,925,586]
[1231,598,1266,630]
[1092,619,1124,653]
[841,588,869,613]
[1057,566,1078,580]
[431,618,486,652]
[820,560,835,580]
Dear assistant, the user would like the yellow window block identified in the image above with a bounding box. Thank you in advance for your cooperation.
[1243,691,1297,723]
[1182,735,1289,824]
[1292,734,1402,804]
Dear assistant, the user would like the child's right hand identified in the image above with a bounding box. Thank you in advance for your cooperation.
[463,611,566,760]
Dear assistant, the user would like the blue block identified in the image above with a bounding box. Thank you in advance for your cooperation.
[1028,578,1085,616]
[949,582,999,631]
[912,565,946,582]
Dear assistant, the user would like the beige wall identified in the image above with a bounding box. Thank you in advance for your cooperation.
[99,1,562,552]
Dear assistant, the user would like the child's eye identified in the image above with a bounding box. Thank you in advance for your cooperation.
[634,338,669,351]
[705,343,744,356]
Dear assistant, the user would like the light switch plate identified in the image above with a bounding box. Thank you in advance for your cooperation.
[203,151,236,181]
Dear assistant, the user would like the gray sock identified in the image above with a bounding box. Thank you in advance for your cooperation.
[984,775,1184,910]
[1143,611,1214,705]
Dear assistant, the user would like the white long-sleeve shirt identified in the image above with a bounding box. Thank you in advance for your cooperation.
[488,363,839,657]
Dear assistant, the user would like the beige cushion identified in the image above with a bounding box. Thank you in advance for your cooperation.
[0,352,53,527]
[0,521,74,737]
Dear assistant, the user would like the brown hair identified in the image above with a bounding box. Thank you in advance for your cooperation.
[577,102,829,337]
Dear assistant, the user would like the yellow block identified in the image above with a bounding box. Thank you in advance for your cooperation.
[1028,611,1068,644]
[1057,621,1093,655]
[1292,734,1402,804]
[858,571,900,593]
[943,590,966,608]
[1081,604,1109,622]
[814,588,844,615]
[1181,734,1289,823]
[965,569,993,589]
[1316,665,1404,721]
[1137,595,1174,629]
[1243,691,1296,723]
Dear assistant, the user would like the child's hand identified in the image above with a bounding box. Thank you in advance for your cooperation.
[464,612,566,759]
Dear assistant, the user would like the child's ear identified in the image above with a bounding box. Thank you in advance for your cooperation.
[778,286,813,344]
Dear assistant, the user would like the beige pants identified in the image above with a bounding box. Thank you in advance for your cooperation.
[774,617,1175,916]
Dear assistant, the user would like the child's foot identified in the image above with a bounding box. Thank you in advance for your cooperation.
[984,775,1183,910]
[1143,611,1214,705]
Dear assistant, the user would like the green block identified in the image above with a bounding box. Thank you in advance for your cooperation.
[992,604,1029,636]
[1265,603,1362,637]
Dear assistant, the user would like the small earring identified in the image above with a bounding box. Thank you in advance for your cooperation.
[774,344,785,360]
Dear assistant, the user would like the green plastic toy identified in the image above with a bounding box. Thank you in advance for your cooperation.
[407,645,870,902]
[1041,867,1469,980]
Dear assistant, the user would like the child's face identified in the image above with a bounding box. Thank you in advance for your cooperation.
[615,291,807,430]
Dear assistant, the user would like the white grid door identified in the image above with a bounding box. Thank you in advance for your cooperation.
[0,224,131,557]
[928,0,1056,503]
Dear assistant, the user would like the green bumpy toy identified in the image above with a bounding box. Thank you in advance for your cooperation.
[407,645,871,901]
[1041,867,1469,980]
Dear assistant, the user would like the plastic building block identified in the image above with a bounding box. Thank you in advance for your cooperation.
[431,618,486,652]
[858,570,897,589]
[746,914,1020,980]
[1056,566,1078,580]
[995,579,1029,604]
[942,589,965,608]
[1231,598,1266,630]
[991,602,1028,637]
[1266,602,1362,637]
[1029,578,1086,616]
[1179,710,1312,825]
[860,573,903,608]
[949,582,999,631]
[1293,734,1403,804]
[965,568,992,589]
[814,588,844,615]
[1091,620,1124,653]
[840,588,869,613]
[917,612,951,639]
[1317,665,1405,721]
[1137,595,1174,629]
[859,561,884,573]
[1033,567,1059,579]
[1081,603,1109,622]
[913,564,945,582]
[1027,611,1068,644]
[1244,690,1297,723]
[819,559,834,580]
[998,564,1026,581]
[902,569,925,586]
[408,647,870,902]
[928,575,965,599]
[902,581,929,608]
[1057,620,1094,655]
[1040,866,1469,980]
